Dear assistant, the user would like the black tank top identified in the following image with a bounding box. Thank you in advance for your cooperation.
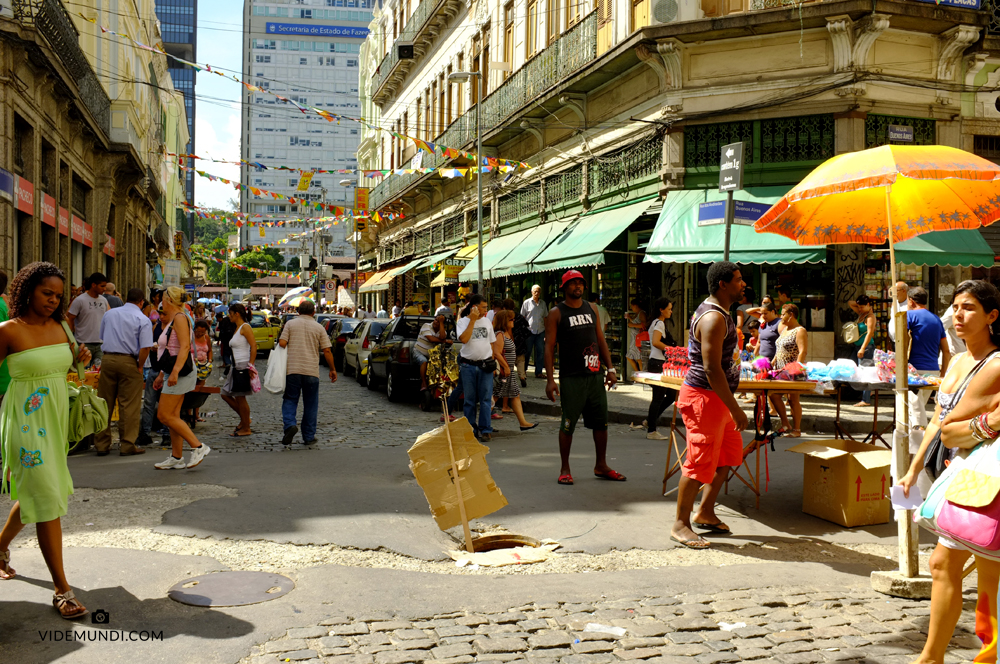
[556,301,602,377]
[684,300,740,392]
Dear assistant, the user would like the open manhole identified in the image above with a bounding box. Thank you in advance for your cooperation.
[472,534,540,552]
[167,571,294,607]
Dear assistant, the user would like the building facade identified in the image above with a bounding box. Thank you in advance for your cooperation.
[359,0,1000,366]
[239,0,376,264]
[0,0,184,295]
[154,0,197,240]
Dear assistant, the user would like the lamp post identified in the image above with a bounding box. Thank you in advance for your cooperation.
[448,70,484,292]
[340,178,357,311]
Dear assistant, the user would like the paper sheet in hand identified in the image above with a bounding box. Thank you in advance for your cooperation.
[890,485,922,511]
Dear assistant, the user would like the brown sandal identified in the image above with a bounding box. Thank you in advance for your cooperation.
[53,589,88,620]
[0,549,14,580]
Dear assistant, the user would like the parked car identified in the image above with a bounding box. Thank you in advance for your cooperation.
[342,319,390,381]
[249,312,278,352]
[366,315,458,402]
[329,317,362,371]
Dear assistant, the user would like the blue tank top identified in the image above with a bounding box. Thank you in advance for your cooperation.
[758,317,780,359]
[684,300,740,392]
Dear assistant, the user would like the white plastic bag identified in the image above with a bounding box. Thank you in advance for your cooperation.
[264,345,287,394]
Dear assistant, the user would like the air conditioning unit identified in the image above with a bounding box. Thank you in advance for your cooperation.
[649,0,704,25]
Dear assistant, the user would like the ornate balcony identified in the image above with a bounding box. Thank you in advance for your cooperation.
[370,11,598,211]
[12,0,111,137]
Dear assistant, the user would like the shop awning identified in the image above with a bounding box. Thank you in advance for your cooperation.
[387,257,425,279]
[532,200,653,272]
[415,247,461,271]
[457,230,532,282]
[455,242,486,261]
[644,187,827,265]
[891,230,995,268]
[491,222,570,278]
[359,269,393,293]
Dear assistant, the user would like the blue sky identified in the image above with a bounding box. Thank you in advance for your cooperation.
[192,0,243,211]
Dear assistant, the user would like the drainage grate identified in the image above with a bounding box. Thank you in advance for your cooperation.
[167,571,295,607]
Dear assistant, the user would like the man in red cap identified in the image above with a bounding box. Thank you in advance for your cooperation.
[544,270,624,485]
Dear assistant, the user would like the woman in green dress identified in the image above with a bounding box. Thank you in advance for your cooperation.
[0,262,91,619]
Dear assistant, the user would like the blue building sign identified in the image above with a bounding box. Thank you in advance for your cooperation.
[265,23,369,38]
[0,166,13,203]
[888,125,914,143]
[913,0,980,7]
[698,199,772,227]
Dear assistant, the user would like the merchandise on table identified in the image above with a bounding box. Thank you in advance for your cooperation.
[659,346,691,378]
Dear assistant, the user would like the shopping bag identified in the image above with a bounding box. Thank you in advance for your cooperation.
[264,345,287,394]
[249,365,262,393]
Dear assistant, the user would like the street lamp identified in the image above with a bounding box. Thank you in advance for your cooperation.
[340,178,357,310]
[448,70,484,292]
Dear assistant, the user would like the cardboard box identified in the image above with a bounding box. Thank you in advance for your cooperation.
[407,418,507,531]
[787,439,892,528]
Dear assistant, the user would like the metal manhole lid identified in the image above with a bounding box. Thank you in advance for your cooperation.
[168,571,295,607]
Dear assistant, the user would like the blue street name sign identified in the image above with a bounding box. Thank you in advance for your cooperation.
[265,23,369,38]
[888,125,914,143]
[698,199,772,227]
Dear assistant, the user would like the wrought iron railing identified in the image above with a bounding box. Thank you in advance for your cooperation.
[370,11,598,210]
[983,0,1000,35]
[372,0,444,98]
[12,0,111,137]
[749,0,812,9]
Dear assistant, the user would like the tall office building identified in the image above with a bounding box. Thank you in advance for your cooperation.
[154,0,197,238]
[240,0,374,262]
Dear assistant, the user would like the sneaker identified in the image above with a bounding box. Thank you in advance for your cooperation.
[281,425,298,446]
[520,377,527,388]
[155,455,186,470]
[646,431,669,440]
[186,445,211,469]
[480,433,492,443]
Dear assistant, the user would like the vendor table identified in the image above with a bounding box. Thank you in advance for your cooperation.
[633,373,818,509]
[832,382,938,448]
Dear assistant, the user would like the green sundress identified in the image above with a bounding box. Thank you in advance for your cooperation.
[1,343,74,523]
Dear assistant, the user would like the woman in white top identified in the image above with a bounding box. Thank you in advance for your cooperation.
[644,298,674,440]
[457,294,497,442]
[220,303,257,437]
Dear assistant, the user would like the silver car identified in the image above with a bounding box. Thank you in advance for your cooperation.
[342,318,390,383]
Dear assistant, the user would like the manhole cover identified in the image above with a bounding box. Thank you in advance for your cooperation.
[473,534,540,552]
[167,571,295,607]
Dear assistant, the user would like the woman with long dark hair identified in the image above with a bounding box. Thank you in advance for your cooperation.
[457,294,496,442]
[0,262,92,618]
[850,295,878,407]
[644,297,675,440]
[219,303,256,436]
[899,280,1000,664]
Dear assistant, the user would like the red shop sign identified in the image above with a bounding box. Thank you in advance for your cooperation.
[58,207,69,236]
[14,176,33,214]
[41,194,56,227]
[82,221,93,248]
[71,215,84,243]
[103,234,115,257]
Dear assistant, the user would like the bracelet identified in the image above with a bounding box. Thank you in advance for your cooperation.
[975,413,1000,441]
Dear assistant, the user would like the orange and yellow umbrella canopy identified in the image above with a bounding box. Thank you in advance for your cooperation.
[754,145,1000,245]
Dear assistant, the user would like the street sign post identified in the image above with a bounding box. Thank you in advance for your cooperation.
[718,142,745,261]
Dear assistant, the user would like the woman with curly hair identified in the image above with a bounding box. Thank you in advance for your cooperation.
[0,262,91,619]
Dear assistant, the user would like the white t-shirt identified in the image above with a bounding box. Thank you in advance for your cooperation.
[457,316,496,361]
[415,322,437,354]
[486,309,496,322]
[68,292,110,343]
[648,319,666,361]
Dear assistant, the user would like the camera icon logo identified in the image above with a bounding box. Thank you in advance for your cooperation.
[91,610,110,625]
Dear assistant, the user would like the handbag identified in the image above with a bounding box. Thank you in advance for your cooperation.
[231,368,252,393]
[248,365,262,393]
[635,331,650,348]
[924,352,998,478]
[153,316,194,377]
[842,322,860,344]
[60,322,110,443]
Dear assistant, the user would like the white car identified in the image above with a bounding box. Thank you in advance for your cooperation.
[342,318,390,383]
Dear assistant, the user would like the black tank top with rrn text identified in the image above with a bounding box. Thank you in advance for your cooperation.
[556,301,602,377]
[683,300,740,392]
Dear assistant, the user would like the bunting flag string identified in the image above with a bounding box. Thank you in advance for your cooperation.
[78,14,532,174]
[191,250,315,278]
[182,201,353,229]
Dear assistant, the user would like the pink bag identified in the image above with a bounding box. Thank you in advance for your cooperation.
[937,495,1000,550]
[248,365,262,393]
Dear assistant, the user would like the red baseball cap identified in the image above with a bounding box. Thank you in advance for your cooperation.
[561,269,586,288]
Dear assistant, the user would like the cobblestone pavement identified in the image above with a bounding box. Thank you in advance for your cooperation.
[244,588,982,664]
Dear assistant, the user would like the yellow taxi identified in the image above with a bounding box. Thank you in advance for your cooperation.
[249,312,278,351]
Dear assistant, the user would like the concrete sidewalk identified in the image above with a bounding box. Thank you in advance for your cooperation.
[514,373,899,437]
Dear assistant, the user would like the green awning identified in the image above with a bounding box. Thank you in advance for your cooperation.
[532,200,653,272]
[892,230,995,268]
[387,257,425,278]
[491,222,570,278]
[414,247,461,271]
[644,187,827,264]
[458,228,534,282]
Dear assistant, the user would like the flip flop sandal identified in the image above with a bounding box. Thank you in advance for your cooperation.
[594,469,627,481]
[671,533,710,549]
[787,430,802,438]
[520,423,539,431]
[557,474,574,485]
[694,521,731,534]
[53,590,88,620]
[0,549,14,580]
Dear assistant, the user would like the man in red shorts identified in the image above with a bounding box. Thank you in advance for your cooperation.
[672,261,748,549]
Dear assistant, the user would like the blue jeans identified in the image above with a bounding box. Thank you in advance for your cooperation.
[527,333,546,377]
[858,344,876,403]
[460,362,493,436]
[283,374,320,441]
[141,367,160,435]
